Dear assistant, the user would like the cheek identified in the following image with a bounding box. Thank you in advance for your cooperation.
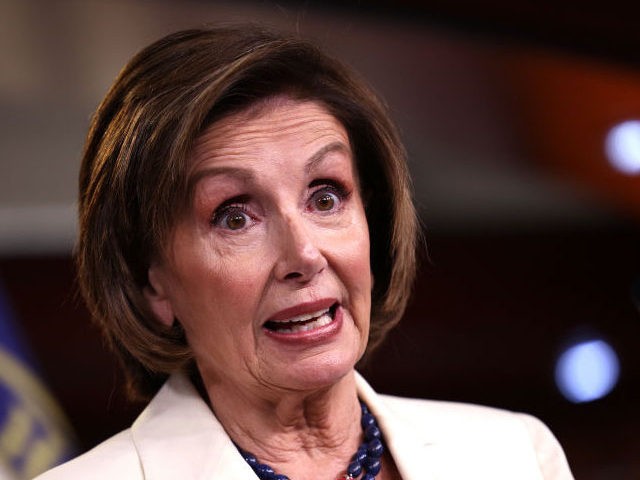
[350,217,372,280]
[177,263,262,355]
[193,260,265,317]
[338,223,372,306]
[345,242,371,286]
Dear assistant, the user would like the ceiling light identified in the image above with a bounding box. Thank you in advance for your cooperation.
[555,339,620,403]
[605,120,640,175]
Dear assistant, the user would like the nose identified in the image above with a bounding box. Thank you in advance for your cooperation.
[273,213,327,282]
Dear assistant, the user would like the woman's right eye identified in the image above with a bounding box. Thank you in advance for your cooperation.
[211,202,253,231]
[222,210,248,230]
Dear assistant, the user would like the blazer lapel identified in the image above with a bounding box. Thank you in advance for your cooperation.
[356,373,439,480]
[130,373,257,480]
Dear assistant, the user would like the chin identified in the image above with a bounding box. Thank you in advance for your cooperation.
[273,350,360,393]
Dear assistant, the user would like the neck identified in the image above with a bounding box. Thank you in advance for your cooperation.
[204,370,362,480]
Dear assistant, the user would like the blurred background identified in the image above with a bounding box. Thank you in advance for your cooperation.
[1,1,639,478]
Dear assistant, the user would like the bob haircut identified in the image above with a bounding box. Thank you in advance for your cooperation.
[77,25,419,399]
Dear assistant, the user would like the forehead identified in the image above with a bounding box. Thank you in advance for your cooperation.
[189,98,351,173]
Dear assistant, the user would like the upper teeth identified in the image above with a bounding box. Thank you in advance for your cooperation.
[273,308,329,324]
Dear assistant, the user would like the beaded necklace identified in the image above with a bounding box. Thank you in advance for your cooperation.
[236,401,384,480]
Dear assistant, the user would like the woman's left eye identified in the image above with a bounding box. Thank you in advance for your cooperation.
[313,191,338,211]
[309,184,347,213]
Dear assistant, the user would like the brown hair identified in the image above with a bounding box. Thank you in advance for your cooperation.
[77,25,419,398]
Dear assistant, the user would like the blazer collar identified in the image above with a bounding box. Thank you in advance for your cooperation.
[355,372,439,480]
[131,372,438,480]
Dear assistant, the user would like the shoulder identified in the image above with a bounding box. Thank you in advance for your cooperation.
[379,394,573,479]
[381,393,536,433]
[34,429,142,480]
[381,394,549,439]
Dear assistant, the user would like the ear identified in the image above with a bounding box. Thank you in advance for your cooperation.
[143,264,176,328]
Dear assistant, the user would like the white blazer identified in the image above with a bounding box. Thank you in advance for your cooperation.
[36,372,574,479]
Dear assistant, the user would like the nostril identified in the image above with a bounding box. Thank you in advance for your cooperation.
[284,271,303,280]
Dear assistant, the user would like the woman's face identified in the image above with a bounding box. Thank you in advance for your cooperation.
[146,99,372,397]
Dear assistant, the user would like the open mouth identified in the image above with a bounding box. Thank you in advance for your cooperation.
[264,303,338,334]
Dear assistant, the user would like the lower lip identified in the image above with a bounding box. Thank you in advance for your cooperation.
[263,306,343,345]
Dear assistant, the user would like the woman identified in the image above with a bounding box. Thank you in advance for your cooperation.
[38,26,573,479]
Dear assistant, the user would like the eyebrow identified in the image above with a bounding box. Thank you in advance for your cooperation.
[304,141,351,174]
[189,140,351,192]
[189,165,253,190]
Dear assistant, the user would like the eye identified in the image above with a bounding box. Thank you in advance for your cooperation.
[211,198,254,231]
[222,210,249,230]
[308,182,349,213]
[313,191,338,211]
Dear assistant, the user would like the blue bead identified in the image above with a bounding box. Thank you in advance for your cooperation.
[274,475,290,480]
[352,448,367,463]
[361,412,376,429]
[360,401,369,414]
[362,474,376,480]
[363,457,381,475]
[255,463,276,476]
[242,453,258,465]
[364,424,381,440]
[367,438,384,458]
[347,460,363,477]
